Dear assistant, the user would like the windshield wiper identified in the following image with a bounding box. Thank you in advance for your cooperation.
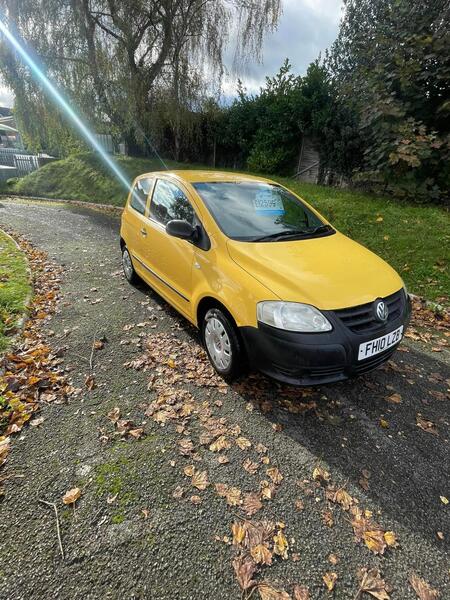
[305,224,333,235]
[251,225,332,242]
[251,229,306,242]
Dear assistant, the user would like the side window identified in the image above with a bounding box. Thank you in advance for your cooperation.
[130,177,152,215]
[150,179,195,226]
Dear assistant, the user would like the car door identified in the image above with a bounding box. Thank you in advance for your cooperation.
[123,176,154,271]
[143,177,197,316]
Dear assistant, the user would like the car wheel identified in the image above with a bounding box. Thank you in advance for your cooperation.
[202,308,246,381]
[122,246,139,284]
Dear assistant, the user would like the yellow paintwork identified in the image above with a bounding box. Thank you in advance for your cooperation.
[120,170,403,328]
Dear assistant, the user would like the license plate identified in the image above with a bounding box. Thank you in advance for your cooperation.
[358,326,403,361]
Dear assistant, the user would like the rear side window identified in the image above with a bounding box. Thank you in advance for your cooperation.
[150,179,195,226]
[130,177,152,215]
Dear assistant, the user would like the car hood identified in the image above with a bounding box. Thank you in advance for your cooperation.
[227,232,403,310]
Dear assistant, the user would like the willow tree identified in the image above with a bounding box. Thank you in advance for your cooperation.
[0,0,282,154]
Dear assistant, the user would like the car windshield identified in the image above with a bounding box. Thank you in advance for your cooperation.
[193,181,332,241]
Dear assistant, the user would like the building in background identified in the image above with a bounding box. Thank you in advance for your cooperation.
[0,107,23,149]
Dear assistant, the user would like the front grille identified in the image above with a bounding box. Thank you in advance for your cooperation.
[334,289,404,334]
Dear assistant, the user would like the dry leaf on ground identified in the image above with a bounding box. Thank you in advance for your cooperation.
[258,582,291,600]
[62,487,81,505]
[409,573,440,600]
[323,572,337,592]
[191,469,208,490]
[251,544,273,565]
[273,530,289,559]
[233,555,257,591]
[355,568,389,600]
[293,585,310,600]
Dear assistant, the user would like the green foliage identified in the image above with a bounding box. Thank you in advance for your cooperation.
[328,0,450,203]
[219,60,333,175]
[11,152,192,205]
[0,231,31,351]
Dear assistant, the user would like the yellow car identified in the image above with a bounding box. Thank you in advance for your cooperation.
[120,170,411,385]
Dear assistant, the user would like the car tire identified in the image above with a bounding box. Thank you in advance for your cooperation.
[122,245,139,285]
[201,308,246,381]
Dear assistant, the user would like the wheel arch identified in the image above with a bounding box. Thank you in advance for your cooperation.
[196,296,239,331]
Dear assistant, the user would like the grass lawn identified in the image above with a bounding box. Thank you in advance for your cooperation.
[0,231,31,351]
[3,152,449,303]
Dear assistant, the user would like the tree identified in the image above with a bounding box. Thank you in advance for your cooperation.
[327,0,450,203]
[0,0,282,155]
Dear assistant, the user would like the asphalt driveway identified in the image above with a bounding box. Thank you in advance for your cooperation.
[0,198,449,599]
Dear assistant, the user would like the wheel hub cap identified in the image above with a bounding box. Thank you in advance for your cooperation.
[204,316,232,370]
[122,250,133,280]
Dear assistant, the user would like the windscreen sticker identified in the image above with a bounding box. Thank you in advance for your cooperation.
[253,189,285,216]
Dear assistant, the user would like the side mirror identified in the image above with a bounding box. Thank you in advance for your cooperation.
[166,219,196,241]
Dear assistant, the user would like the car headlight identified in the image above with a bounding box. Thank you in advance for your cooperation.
[257,301,332,333]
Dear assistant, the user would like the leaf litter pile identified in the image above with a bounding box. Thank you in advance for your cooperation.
[0,230,76,494]
[407,296,449,352]
[122,330,443,599]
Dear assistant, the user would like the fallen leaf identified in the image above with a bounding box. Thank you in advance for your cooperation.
[273,530,289,559]
[293,585,310,600]
[323,572,337,592]
[225,486,242,506]
[233,555,257,591]
[242,492,263,516]
[379,419,389,429]
[328,553,338,565]
[243,458,259,474]
[363,530,387,555]
[183,465,195,477]
[409,572,440,600]
[258,582,291,600]
[128,427,144,439]
[107,407,120,422]
[190,495,202,505]
[439,496,448,505]
[172,485,184,499]
[416,415,438,435]
[251,544,273,565]
[232,521,246,545]
[62,487,81,505]
[107,493,118,504]
[313,466,330,483]
[209,435,231,452]
[295,498,304,511]
[322,510,334,528]
[191,469,208,490]
[267,467,283,485]
[357,567,390,600]
[236,436,252,450]
[384,531,398,548]
[386,393,402,404]
[30,416,45,427]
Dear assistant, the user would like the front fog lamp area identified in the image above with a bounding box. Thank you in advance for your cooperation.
[257,301,332,333]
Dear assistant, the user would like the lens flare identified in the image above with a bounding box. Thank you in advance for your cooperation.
[0,18,131,192]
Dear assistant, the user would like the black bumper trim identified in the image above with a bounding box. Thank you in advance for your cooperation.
[239,297,411,386]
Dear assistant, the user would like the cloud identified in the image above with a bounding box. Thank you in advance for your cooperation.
[0,83,14,108]
[223,0,343,95]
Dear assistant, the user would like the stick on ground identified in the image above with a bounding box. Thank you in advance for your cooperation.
[39,498,65,560]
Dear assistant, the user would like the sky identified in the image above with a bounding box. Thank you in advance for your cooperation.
[0,0,343,108]
[222,0,343,95]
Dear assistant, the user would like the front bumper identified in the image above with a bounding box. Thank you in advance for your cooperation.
[240,295,412,386]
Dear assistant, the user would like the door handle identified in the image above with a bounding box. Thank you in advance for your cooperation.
[140,228,147,237]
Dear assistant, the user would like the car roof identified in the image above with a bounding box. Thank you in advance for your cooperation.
[138,170,275,185]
